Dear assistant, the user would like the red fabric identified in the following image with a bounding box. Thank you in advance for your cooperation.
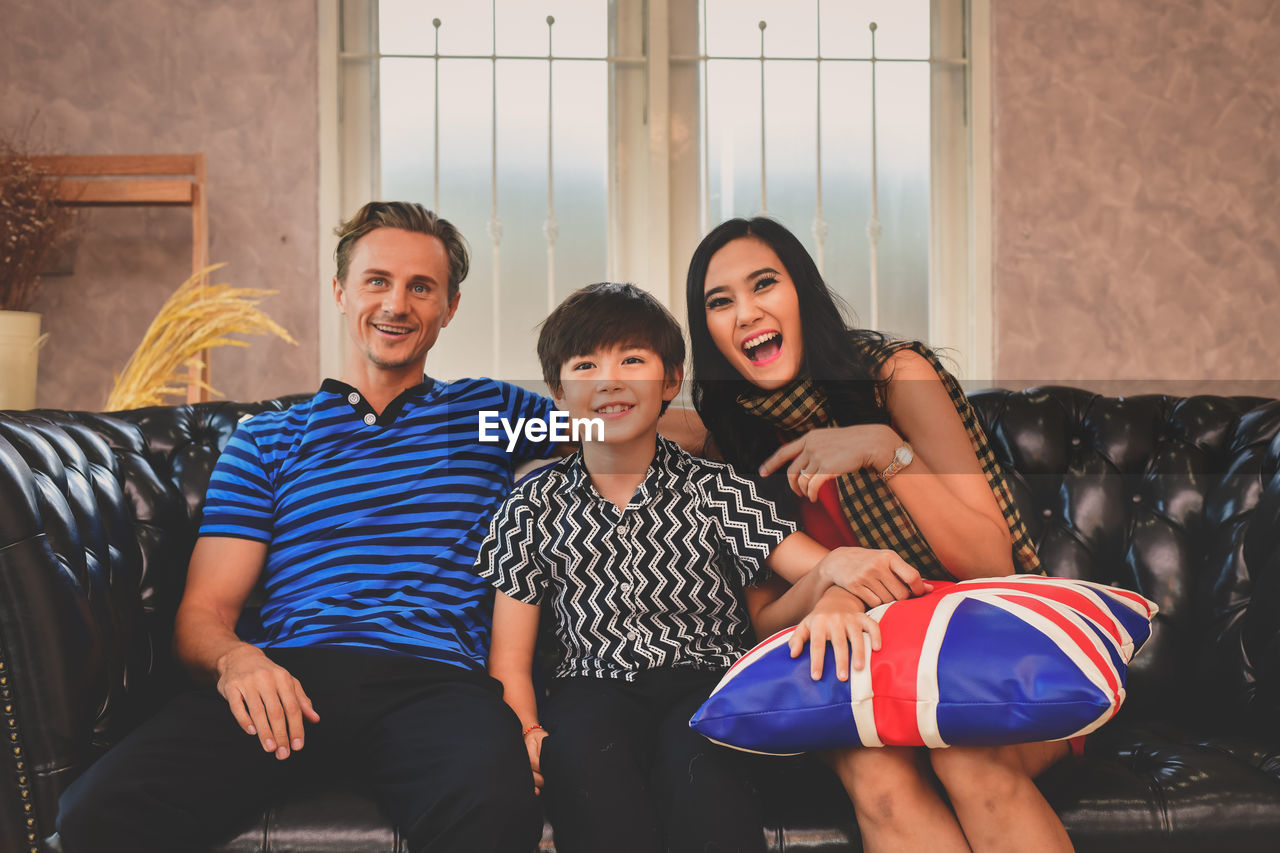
[797,480,860,550]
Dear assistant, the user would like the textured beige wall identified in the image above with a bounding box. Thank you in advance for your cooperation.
[1,0,319,410]
[992,0,1280,388]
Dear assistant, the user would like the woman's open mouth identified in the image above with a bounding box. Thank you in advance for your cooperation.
[742,330,783,366]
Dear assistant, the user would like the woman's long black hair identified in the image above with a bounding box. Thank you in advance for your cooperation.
[685,217,892,472]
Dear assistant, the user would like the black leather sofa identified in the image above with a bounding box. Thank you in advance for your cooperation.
[3,386,1279,852]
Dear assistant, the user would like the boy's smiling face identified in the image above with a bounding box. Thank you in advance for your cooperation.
[555,345,683,448]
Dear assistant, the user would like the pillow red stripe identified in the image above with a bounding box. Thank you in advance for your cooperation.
[948,581,1124,646]
[870,595,944,745]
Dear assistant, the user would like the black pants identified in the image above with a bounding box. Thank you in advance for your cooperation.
[540,668,765,853]
[56,648,541,853]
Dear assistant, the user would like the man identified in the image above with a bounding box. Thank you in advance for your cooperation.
[56,202,549,852]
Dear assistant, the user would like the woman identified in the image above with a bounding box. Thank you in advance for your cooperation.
[686,217,1073,853]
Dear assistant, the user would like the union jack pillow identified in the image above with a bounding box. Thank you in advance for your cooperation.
[690,576,1158,755]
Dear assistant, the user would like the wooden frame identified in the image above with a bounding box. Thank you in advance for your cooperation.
[31,153,211,403]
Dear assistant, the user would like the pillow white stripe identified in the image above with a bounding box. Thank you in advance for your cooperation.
[916,594,966,749]
[848,630,883,748]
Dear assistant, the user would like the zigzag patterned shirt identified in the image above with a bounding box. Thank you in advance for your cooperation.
[477,436,797,681]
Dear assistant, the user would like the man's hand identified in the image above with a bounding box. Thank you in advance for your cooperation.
[524,727,549,795]
[215,644,320,760]
[817,547,931,609]
[788,587,883,681]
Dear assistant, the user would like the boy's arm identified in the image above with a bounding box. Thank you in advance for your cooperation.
[748,547,846,638]
[744,570,882,682]
[489,591,548,793]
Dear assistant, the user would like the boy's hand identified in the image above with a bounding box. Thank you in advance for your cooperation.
[817,547,931,608]
[788,587,882,681]
[524,727,549,795]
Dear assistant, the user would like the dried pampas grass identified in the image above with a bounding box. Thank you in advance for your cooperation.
[106,263,297,411]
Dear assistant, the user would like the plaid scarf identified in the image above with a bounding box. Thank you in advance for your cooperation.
[738,341,1041,581]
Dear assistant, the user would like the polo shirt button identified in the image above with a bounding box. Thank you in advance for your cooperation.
[347,392,360,404]
[363,413,376,426]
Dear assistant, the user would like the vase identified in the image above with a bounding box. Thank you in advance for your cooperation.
[0,310,47,410]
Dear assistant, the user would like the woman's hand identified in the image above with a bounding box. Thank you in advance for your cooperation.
[524,727,549,795]
[759,424,900,501]
[816,547,931,609]
[788,587,882,681]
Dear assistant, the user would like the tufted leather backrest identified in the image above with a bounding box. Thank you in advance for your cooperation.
[968,388,1280,724]
[2,388,1279,851]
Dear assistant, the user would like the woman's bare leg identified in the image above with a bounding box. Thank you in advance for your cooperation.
[823,747,971,853]
[929,741,1073,853]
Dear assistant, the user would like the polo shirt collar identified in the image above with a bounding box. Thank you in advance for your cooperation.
[320,376,437,427]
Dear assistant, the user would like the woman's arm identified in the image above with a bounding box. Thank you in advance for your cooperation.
[760,351,1013,579]
[488,591,548,793]
[875,350,1013,577]
[765,532,930,609]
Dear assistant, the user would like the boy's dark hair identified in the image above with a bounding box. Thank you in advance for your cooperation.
[334,201,470,296]
[538,282,686,395]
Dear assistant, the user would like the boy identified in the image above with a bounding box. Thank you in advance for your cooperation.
[477,282,902,853]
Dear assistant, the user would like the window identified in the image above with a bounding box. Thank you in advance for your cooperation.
[320,0,990,382]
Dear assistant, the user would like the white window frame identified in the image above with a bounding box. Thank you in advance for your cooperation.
[317,0,992,382]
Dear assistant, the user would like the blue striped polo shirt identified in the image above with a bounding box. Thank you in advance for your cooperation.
[199,376,555,670]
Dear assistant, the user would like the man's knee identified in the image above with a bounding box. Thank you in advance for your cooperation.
[56,762,147,852]
[400,749,539,853]
[56,779,99,851]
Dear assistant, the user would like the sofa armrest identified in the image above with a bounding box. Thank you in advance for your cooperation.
[0,412,186,853]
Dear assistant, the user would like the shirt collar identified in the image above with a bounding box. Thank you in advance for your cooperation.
[564,435,690,502]
[320,376,436,427]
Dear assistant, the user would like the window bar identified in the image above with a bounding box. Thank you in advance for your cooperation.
[758,19,767,215]
[700,0,710,234]
[432,18,441,213]
[544,15,559,314]
[812,1,827,275]
[487,0,503,375]
[867,21,882,330]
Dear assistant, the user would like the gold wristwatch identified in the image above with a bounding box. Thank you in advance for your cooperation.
[879,442,914,480]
